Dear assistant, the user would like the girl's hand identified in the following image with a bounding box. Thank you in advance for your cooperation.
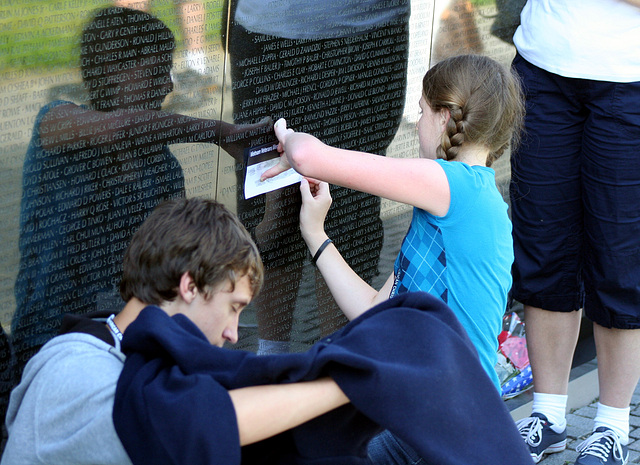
[299,178,331,241]
[261,118,294,181]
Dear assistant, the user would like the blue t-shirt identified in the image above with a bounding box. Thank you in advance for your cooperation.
[390,160,513,389]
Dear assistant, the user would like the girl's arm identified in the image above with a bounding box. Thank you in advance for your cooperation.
[299,179,392,319]
[264,118,450,216]
[228,377,349,446]
[39,103,272,162]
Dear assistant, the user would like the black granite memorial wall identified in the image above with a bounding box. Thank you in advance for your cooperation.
[0,0,524,364]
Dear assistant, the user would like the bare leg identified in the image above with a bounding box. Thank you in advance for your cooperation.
[593,323,640,408]
[525,305,582,394]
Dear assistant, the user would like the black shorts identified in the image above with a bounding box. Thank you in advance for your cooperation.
[510,53,640,329]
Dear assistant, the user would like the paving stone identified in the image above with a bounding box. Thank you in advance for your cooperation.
[628,449,640,463]
[565,413,594,439]
[572,405,596,419]
[628,438,640,452]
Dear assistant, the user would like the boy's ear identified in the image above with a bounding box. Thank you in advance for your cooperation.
[177,271,197,304]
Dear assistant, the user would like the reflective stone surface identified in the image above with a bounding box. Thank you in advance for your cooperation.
[0,0,524,358]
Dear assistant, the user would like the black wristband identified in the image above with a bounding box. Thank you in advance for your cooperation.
[311,238,333,266]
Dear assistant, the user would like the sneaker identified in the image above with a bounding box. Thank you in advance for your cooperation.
[516,413,567,463]
[575,427,629,465]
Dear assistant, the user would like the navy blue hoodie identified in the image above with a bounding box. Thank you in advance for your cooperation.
[113,291,533,465]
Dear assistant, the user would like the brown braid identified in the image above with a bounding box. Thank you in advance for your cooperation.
[439,105,466,162]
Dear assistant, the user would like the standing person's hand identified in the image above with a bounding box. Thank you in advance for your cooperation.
[261,118,295,181]
[299,178,331,243]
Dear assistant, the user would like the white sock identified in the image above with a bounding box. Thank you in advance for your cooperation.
[257,339,290,355]
[532,392,568,432]
[594,402,629,445]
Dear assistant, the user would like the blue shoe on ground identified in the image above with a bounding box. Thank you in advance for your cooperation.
[516,412,567,463]
[575,427,629,465]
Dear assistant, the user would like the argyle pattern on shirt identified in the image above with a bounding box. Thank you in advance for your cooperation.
[391,216,448,303]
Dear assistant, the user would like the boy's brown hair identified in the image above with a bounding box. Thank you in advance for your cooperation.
[120,197,263,304]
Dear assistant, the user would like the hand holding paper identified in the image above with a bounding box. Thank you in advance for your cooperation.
[299,178,332,240]
[260,118,294,181]
[244,139,302,199]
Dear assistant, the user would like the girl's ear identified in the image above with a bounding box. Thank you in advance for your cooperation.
[440,108,451,129]
[177,271,197,304]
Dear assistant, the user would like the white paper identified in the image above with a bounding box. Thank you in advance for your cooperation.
[243,142,302,199]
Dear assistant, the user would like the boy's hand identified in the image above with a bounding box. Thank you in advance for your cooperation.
[299,178,331,240]
[261,118,294,181]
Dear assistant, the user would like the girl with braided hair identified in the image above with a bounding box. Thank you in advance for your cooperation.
[262,54,524,390]
[262,54,524,463]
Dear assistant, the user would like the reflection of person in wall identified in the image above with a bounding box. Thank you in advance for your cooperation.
[114,0,211,76]
[431,0,483,63]
[228,0,411,354]
[12,6,271,378]
[490,0,527,45]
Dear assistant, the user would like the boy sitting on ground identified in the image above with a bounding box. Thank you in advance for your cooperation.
[2,197,348,464]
